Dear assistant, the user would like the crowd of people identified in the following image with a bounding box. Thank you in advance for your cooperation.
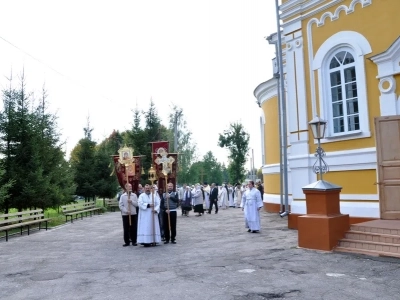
[118,180,264,247]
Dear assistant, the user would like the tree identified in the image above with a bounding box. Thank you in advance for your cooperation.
[142,100,170,180]
[201,151,223,185]
[144,98,162,141]
[71,118,97,200]
[168,104,197,185]
[0,73,74,211]
[221,163,230,183]
[0,165,14,210]
[0,72,18,212]
[26,86,75,209]
[218,122,250,184]
[94,141,118,202]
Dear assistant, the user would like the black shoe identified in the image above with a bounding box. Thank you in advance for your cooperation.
[164,241,169,244]
[215,211,218,214]
[171,241,176,244]
[247,229,251,232]
[132,243,137,246]
[143,244,151,247]
[123,243,130,247]
[251,230,259,233]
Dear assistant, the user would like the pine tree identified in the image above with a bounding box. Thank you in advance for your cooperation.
[72,118,97,201]
[0,73,18,212]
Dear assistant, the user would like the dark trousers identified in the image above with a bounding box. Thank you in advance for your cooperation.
[163,211,177,242]
[159,210,165,238]
[209,199,218,213]
[122,215,137,244]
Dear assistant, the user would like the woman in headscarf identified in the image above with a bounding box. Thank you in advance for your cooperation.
[182,185,193,217]
[192,184,204,216]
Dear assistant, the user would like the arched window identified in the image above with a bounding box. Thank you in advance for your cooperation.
[313,31,372,141]
[328,50,359,133]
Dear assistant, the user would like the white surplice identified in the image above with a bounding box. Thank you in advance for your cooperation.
[219,187,227,209]
[228,186,235,207]
[203,185,210,209]
[137,191,161,244]
[234,187,242,208]
[240,187,263,231]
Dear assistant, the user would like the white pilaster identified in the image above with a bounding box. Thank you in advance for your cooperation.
[370,37,400,116]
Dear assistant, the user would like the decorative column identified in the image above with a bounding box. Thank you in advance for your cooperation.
[298,181,349,251]
[297,117,349,251]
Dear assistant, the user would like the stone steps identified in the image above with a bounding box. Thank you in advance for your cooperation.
[334,246,400,259]
[334,223,400,258]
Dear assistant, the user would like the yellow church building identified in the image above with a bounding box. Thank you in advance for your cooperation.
[255,0,400,229]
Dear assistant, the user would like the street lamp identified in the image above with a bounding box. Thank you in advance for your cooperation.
[309,116,329,180]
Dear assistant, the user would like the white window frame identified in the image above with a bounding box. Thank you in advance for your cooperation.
[313,31,372,143]
[327,48,360,135]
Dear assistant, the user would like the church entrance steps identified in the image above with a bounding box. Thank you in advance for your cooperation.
[334,220,400,259]
[334,246,400,258]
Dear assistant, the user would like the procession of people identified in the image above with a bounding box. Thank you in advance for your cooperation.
[118,179,264,247]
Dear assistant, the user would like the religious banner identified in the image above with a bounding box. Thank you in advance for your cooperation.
[112,155,142,193]
[149,141,169,154]
[150,142,178,193]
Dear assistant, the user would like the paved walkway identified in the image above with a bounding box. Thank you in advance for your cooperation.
[1,207,400,300]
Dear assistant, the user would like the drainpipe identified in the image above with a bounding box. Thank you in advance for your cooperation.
[266,36,284,214]
[272,0,289,217]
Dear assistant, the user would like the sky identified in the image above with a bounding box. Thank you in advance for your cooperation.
[0,0,277,169]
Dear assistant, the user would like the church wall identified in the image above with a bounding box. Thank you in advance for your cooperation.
[324,169,377,195]
[263,174,280,195]
[262,96,280,165]
[282,0,386,218]
[303,0,399,154]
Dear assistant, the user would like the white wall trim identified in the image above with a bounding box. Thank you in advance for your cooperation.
[253,78,278,106]
[283,0,372,29]
[313,31,372,70]
[264,193,293,205]
[262,163,281,174]
[340,194,378,201]
[290,147,377,171]
[262,147,376,174]
[315,40,371,139]
[290,199,380,217]
[370,37,400,116]
[281,0,344,21]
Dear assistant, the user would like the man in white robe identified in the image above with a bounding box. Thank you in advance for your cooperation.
[219,185,227,209]
[203,183,210,210]
[137,184,161,246]
[240,181,263,233]
[234,184,242,208]
[228,184,235,207]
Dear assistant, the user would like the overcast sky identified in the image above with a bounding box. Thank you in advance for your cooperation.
[0,0,277,168]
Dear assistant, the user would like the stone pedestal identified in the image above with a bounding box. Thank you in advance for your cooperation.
[297,180,350,251]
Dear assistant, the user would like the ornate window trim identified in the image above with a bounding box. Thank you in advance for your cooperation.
[313,31,372,143]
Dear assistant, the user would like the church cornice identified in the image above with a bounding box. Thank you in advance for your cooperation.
[253,79,278,106]
[281,0,344,22]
